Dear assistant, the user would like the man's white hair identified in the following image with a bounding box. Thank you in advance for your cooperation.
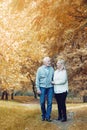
[43,56,50,63]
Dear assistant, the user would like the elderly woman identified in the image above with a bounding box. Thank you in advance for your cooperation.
[52,59,68,122]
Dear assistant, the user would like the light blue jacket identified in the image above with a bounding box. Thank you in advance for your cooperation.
[36,65,54,91]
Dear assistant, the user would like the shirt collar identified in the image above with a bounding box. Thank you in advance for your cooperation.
[43,65,50,69]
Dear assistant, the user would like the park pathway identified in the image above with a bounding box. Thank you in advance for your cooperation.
[52,104,87,130]
[21,103,87,130]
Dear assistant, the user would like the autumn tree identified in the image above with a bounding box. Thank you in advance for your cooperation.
[0,0,87,99]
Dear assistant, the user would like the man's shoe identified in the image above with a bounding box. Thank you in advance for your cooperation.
[42,118,45,121]
[46,119,52,122]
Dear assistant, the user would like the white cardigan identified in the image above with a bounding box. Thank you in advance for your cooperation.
[54,69,68,94]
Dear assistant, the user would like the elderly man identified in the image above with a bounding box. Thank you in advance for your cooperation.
[36,57,54,122]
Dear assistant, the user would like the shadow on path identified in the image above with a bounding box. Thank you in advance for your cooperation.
[52,112,75,130]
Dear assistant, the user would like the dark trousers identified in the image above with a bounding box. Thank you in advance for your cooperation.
[55,91,67,120]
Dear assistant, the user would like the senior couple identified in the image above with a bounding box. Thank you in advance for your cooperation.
[36,57,68,122]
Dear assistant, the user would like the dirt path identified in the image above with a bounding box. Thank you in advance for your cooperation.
[21,103,87,110]
[52,119,74,130]
[21,103,87,130]
[52,104,87,130]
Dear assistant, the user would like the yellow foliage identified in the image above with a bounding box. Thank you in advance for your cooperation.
[0,0,87,91]
[10,0,25,11]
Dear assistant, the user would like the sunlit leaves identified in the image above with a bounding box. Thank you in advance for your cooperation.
[0,0,87,93]
[10,0,25,11]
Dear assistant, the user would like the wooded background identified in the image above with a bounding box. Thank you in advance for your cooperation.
[0,0,87,98]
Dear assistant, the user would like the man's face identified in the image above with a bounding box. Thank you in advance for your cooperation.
[45,59,51,66]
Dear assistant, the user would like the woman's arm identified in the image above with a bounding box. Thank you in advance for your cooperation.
[54,71,68,85]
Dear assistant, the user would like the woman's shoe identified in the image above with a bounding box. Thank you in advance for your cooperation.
[58,117,62,120]
[61,118,67,122]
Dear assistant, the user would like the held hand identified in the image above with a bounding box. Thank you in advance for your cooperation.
[51,81,55,84]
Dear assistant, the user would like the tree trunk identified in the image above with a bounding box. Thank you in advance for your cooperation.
[11,92,14,100]
[83,96,87,102]
[1,90,8,100]
[28,74,37,99]
[32,81,37,99]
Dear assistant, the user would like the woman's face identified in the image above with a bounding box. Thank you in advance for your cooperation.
[57,62,62,70]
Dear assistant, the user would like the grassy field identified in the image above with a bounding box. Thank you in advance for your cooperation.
[0,100,87,130]
[0,101,59,130]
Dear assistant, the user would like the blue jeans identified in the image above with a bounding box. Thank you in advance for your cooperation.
[40,87,54,120]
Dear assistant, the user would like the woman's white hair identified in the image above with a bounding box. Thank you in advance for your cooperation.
[57,59,66,69]
[57,59,65,64]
